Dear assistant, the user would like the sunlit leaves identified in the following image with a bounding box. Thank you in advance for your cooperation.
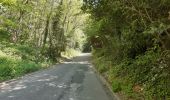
[0,0,16,5]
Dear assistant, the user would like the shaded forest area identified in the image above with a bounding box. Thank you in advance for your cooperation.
[0,0,170,99]
[0,0,87,81]
[82,0,170,99]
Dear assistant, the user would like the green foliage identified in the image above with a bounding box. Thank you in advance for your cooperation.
[112,79,122,92]
[92,49,110,73]
[83,0,170,99]
[82,41,91,53]
[0,0,87,82]
[0,0,16,5]
[0,30,10,41]
[0,57,14,80]
[0,42,50,81]
[15,61,41,75]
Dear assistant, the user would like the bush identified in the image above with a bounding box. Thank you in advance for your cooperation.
[112,79,122,92]
[0,58,41,80]
[0,43,49,81]
[92,47,170,99]
[0,57,15,80]
[15,61,41,75]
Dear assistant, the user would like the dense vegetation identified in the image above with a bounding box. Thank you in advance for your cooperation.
[1,0,170,99]
[82,0,170,99]
[0,0,86,81]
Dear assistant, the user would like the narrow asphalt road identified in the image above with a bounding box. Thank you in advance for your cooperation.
[0,53,115,100]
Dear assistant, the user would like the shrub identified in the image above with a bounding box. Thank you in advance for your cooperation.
[112,79,122,92]
[0,43,44,81]
[12,61,41,77]
[0,57,15,80]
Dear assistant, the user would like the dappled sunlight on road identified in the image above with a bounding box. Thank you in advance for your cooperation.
[0,73,60,94]
[0,82,27,93]
[0,53,114,100]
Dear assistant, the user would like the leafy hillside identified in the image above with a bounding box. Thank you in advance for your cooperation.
[0,42,46,81]
[82,0,170,99]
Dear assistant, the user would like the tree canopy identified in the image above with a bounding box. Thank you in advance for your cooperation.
[0,0,170,99]
[0,0,87,81]
[82,0,170,99]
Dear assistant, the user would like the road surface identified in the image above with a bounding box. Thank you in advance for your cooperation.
[0,53,115,100]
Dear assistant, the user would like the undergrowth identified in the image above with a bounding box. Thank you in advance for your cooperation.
[0,42,52,81]
[92,49,170,100]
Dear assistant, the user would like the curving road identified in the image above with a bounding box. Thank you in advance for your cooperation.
[0,53,115,100]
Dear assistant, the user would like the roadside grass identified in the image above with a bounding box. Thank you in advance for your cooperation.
[0,42,51,82]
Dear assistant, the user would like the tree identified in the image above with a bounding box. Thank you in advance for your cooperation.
[82,0,170,99]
